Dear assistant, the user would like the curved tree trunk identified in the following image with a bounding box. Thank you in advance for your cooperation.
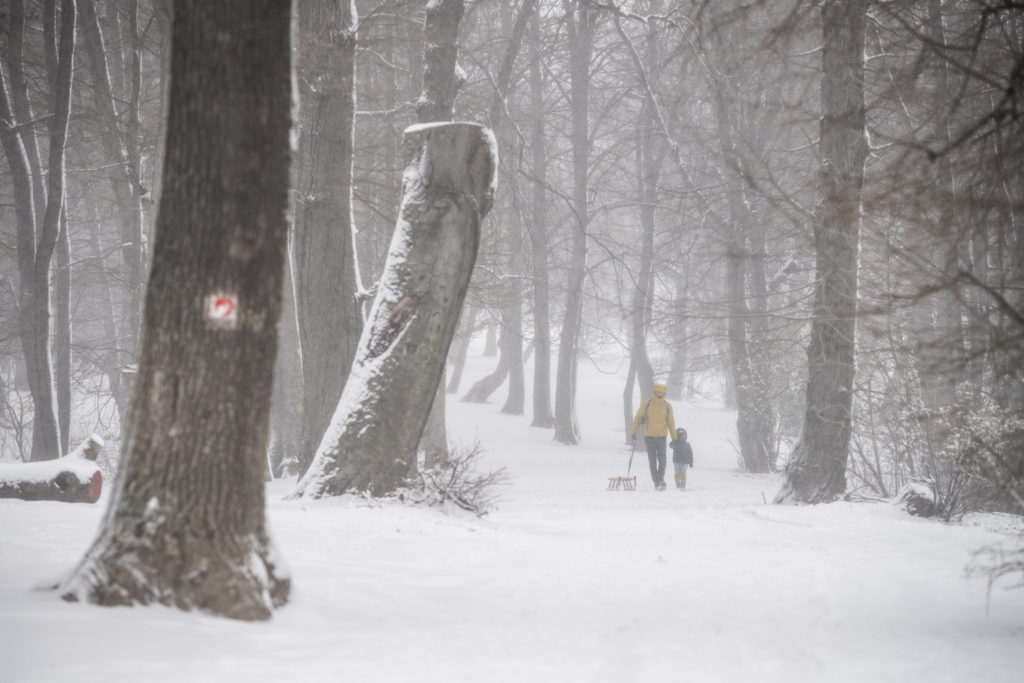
[776,0,867,504]
[462,336,510,403]
[295,123,496,498]
[461,302,524,406]
[58,0,294,620]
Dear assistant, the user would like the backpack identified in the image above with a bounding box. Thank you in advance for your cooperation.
[641,399,670,429]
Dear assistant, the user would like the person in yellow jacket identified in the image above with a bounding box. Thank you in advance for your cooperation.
[631,383,677,490]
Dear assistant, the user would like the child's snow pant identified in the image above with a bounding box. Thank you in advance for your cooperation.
[674,463,689,489]
[644,436,667,487]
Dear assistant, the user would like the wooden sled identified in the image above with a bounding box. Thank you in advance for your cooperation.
[607,475,637,491]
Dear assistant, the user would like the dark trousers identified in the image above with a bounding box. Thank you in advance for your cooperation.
[644,436,667,486]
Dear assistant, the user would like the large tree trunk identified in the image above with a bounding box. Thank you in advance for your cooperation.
[553,0,593,445]
[58,0,293,621]
[293,0,362,476]
[295,123,496,498]
[776,0,868,504]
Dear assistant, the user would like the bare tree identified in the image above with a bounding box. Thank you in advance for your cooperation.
[776,0,868,504]
[294,122,496,498]
[553,0,595,445]
[79,0,147,361]
[527,7,554,428]
[293,0,362,475]
[58,0,293,620]
[0,0,76,461]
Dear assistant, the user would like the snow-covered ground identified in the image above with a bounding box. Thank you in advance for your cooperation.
[1,351,1022,683]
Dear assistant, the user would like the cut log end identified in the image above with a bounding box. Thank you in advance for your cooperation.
[0,436,104,504]
[89,470,103,503]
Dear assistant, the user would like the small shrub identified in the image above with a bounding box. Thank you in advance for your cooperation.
[396,442,508,516]
[897,480,938,517]
[967,540,1024,607]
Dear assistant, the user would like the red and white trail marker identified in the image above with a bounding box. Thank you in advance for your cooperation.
[206,293,238,328]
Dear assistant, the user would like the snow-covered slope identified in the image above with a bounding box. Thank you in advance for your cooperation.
[1,352,1021,682]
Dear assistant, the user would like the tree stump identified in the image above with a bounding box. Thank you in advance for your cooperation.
[295,122,496,498]
[0,435,104,503]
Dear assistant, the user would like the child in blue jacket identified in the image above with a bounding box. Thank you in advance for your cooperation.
[670,428,694,490]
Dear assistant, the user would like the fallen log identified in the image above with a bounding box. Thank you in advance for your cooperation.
[0,435,104,503]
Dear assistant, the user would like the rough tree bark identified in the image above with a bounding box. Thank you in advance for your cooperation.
[293,0,362,476]
[57,0,293,620]
[294,122,496,498]
[776,0,868,504]
[416,0,464,123]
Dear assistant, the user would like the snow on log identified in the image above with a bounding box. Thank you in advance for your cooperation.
[0,435,104,503]
[295,122,496,498]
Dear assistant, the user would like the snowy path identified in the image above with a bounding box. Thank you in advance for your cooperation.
[1,358,1023,682]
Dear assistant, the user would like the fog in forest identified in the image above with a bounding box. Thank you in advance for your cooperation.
[1,0,1022,654]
